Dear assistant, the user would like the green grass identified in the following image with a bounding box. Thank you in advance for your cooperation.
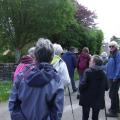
[0,81,12,102]
[74,69,79,81]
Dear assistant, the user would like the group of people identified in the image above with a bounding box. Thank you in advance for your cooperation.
[8,38,120,120]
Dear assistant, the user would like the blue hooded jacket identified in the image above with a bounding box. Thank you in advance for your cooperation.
[106,51,120,80]
[9,63,64,120]
[62,52,76,79]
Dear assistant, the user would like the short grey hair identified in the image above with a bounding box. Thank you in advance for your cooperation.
[92,55,103,66]
[35,38,54,63]
[28,47,36,58]
[53,43,63,55]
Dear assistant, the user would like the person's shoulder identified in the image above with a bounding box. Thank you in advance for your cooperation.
[84,68,92,73]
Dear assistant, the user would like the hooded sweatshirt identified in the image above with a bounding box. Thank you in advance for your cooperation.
[9,63,64,120]
[62,52,76,79]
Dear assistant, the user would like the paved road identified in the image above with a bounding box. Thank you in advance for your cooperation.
[0,81,119,120]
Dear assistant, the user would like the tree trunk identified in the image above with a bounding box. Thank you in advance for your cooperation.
[15,48,21,63]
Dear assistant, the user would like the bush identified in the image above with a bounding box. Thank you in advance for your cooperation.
[0,81,12,102]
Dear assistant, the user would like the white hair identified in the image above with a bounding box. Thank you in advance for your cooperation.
[28,47,36,58]
[53,43,63,55]
[109,41,119,49]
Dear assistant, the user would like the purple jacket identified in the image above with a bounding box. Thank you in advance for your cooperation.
[9,63,64,120]
[77,53,90,73]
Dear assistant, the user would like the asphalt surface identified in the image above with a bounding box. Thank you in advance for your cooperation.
[0,81,120,120]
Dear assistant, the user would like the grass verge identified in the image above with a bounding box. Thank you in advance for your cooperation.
[0,81,12,102]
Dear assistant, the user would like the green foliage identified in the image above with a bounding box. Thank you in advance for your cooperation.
[0,0,104,58]
[0,0,75,49]
[0,55,15,63]
[0,81,12,102]
[74,69,79,81]
[0,0,76,62]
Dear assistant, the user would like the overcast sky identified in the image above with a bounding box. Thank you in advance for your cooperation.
[77,0,120,42]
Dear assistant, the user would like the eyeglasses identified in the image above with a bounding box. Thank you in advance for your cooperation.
[109,46,115,48]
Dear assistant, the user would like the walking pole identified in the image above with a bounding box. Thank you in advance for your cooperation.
[67,86,76,120]
[104,101,107,120]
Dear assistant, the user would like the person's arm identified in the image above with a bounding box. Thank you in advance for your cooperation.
[48,79,64,120]
[113,52,120,81]
[72,54,77,68]
[77,55,80,70]
[8,81,19,113]
[79,70,89,92]
[61,61,70,87]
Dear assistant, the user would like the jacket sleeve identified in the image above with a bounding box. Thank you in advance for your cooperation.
[8,82,19,113]
[79,70,88,92]
[113,52,120,80]
[49,79,64,120]
[72,54,77,68]
[104,73,109,91]
[61,61,70,87]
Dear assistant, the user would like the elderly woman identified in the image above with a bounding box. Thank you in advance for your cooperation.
[52,43,70,87]
[106,41,120,117]
[79,55,108,120]
[9,38,64,120]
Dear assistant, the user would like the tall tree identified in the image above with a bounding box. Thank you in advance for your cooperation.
[0,0,75,62]
[75,3,97,28]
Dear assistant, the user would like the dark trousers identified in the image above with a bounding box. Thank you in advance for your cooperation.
[69,73,76,91]
[109,80,120,113]
[82,106,100,120]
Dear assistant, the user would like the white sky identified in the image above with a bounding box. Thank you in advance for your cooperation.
[77,0,120,42]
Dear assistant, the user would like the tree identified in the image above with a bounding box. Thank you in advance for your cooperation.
[75,3,97,28]
[0,0,75,62]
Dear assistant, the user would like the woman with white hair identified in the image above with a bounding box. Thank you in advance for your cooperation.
[51,43,70,87]
[106,40,120,117]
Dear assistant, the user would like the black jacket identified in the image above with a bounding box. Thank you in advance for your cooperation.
[79,67,108,109]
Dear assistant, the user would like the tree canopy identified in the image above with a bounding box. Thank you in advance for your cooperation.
[0,0,75,61]
[0,0,104,62]
[75,3,97,28]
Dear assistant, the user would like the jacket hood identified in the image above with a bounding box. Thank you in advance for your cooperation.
[25,63,58,87]
[90,65,103,71]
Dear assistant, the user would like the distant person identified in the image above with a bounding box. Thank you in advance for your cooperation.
[77,47,91,98]
[13,47,35,80]
[79,55,108,120]
[62,47,77,92]
[106,41,120,117]
[100,52,108,65]
[52,43,70,87]
[9,38,64,120]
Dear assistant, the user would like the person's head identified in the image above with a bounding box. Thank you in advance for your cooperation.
[35,38,54,63]
[28,47,36,58]
[101,52,108,59]
[82,47,89,54]
[109,41,119,52]
[89,55,103,67]
[69,47,78,54]
[53,43,63,56]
